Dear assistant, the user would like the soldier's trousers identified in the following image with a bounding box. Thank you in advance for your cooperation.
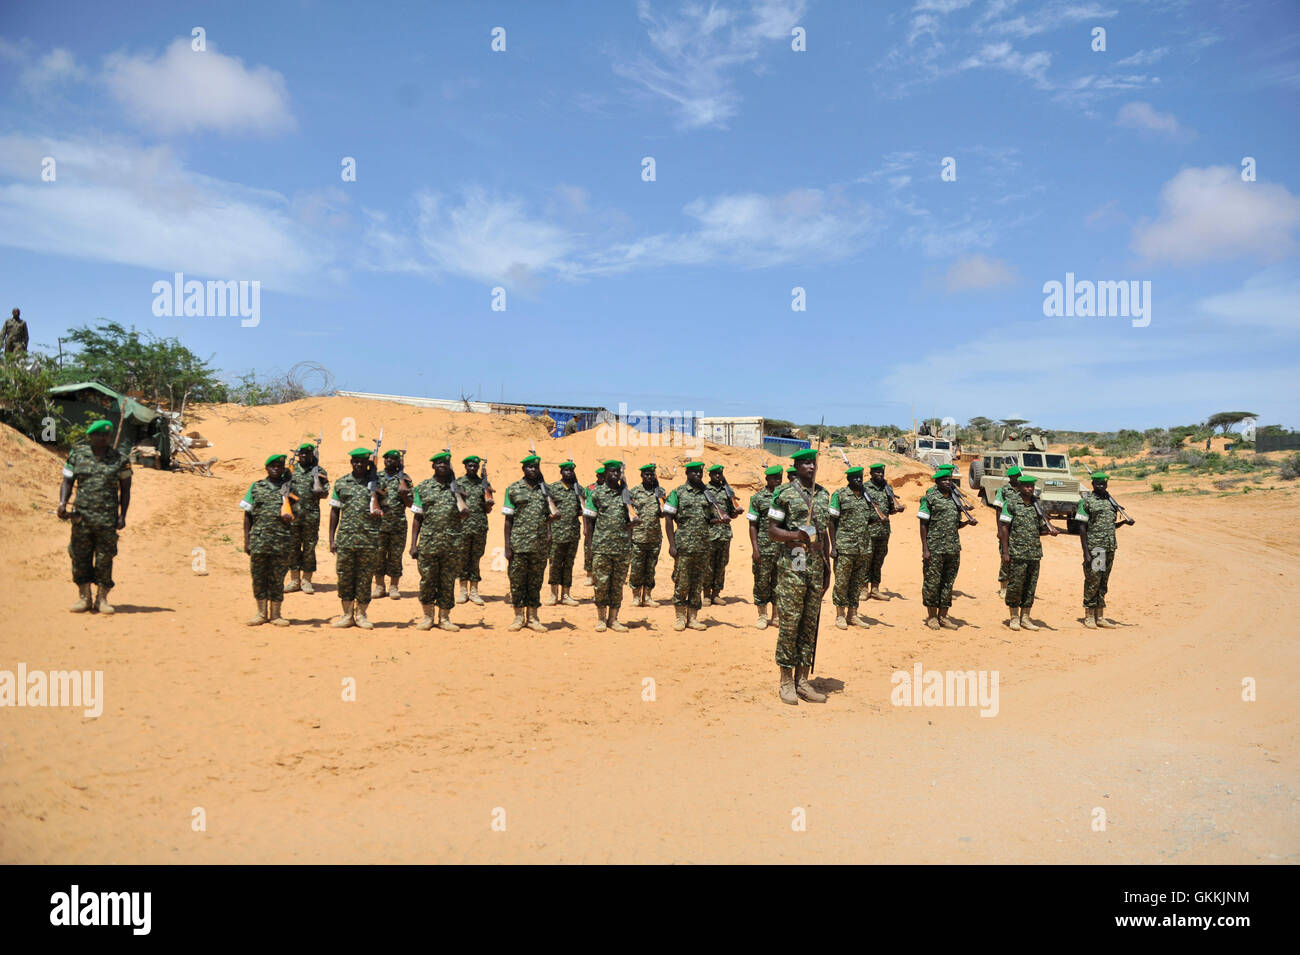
[417,546,461,610]
[1005,558,1040,609]
[833,551,872,607]
[508,550,547,608]
[69,522,117,588]
[592,551,631,609]
[250,552,290,601]
[548,538,580,587]
[337,547,378,603]
[1083,548,1116,608]
[376,521,406,578]
[672,550,708,609]
[775,560,825,668]
[288,515,321,572]
[459,526,487,582]
[922,552,961,608]
[866,534,889,585]
[583,538,593,575]
[705,538,730,593]
[628,541,661,590]
[752,549,778,605]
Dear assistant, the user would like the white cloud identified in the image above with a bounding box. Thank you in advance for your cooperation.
[613,0,806,129]
[1132,166,1300,266]
[945,254,1018,291]
[20,47,85,92]
[1116,101,1193,140]
[985,2,1117,39]
[1198,269,1300,331]
[958,42,1052,87]
[103,38,295,134]
[1116,47,1168,66]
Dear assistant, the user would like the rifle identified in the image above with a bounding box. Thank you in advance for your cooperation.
[715,462,740,512]
[367,428,384,515]
[480,456,494,504]
[310,430,324,494]
[840,448,885,521]
[530,441,559,517]
[1104,492,1135,525]
[279,446,298,518]
[445,436,469,515]
[701,485,729,522]
[949,482,978,526]
[1029,489,1052,534]
[651,458,666,503]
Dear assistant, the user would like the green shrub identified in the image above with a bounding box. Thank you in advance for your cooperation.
[1150,483,1163,492]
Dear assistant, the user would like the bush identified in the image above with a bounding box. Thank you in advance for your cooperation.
[0,352,63,444]
[1280,455,1300,481]
[1069,445,1091,457]
[1150,483,1163,492]
[1176,450,1205,468]
[1156,461,1169,472]
[1134,468,1149,479]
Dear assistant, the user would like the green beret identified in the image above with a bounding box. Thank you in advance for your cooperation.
[462,455,480,464]
[639,463,657,472]
[791,448,818,462]
[1018,474,1037,484]
[595,466,606,475]
[869,463,885,471]
[348,447,372,458]
[708,463,724,473]
[1006,465,1022,477]
[264,453,286,466]
[559,460,576,470]
[297,442,316,451]
[684,461,704,470]
[602,458,623,469]
[86,419,113,436]
[845,466,864,476]
[786,466,797,475]
[1091,471,1109,481]
[520,454,541,465]
[430,451,451,463]
[935,464,954,473]
[932,470,952,480]
[383,449,401,458]
[764,464,783,476]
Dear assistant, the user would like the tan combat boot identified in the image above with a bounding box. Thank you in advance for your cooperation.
[95,586,115,615]
[526,608,547,633]
[268,601,290,627]
[301,572,315,594]
[674,608,687,631]
[1095,606,1116,628]
[594,606,607,632]
[1083,608,1097,629]
[702,591,713,607]
[560,587,579,607]
[851,605,871,628]
[1019,608,1040,631]
[756,603,769,629]
[70,582,92,613]
[938,610,958,630]
[507,609,526,632]
[835,606,849,630]
[438,607,459,632]
[388,576,401,599]
[468,582,485,606]
[870,582,888,601]
[285,570,301,593]
[795,666,827,703]
[543,585,559,606]
[247,599,268,626]
[354,601,374,630]
[415,604,436,630]
[331,600,355,628]
[925,607,941,630]
[1008,611,1021,631]
[998,584,1007,599]
[371,575,387,599]
[642,589,658,608]
[779,667,798,706]
[456,581,468,604]
[608,609,628,633]
[686,607,707,631]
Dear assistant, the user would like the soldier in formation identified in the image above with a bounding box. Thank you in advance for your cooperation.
[997,475,1060,630]
[410,451,466,631]
[373,450,413,599]
[455,455,492,606]
[662,461,718,631]
[501,454,554,632]
[990,465,1022,598]
[58,419,131,614]
[829,466,876,630]
[581,465,604,587]
[239,453,294,626]
[767,448,830,704]
[583,460,633,631]
[285,442,328,595]
[1075,471,1133,629]
[917,469,973,630]
[863,463,903,600]
[703,464,738,605]
[747,464,783,629]
[544,460,584,607]
[627,463,665,607]
[328,448,387,630]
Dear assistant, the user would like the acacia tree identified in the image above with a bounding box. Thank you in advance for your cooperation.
[59,322,226,408]
[1205,411,1258,436]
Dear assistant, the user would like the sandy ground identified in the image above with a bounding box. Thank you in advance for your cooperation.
[1,397,1296,863]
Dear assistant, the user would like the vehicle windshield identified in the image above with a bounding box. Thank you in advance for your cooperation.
[1022,453,1043,468]
[1045,454,1067,469]
[918,440,932,448]
[933,440,950,450]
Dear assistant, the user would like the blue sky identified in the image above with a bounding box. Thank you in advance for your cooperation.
[1,0,1298,431]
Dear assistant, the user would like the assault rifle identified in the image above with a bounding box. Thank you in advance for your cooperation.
[949,480,978,526]
[367,428,384,515]
[530,441,560,517]
[1103,491,1136,526]
[840,448,885,521]
[310,430,324,494]
[445,435,469,515]
[279,445,298,518]
[480,456,494,505]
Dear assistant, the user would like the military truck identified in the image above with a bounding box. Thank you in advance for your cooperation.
[968,431,1082,529]
[894,433,955,471]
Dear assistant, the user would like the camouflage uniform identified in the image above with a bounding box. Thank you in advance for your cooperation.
[547,479,584,587]
[769,482,831,667]
[584,483,631,610]
[991,483,1014,585]
[502,479,550,608]
[456,474,492,584]
[1075,492,1119,608]
[412,478,464,610]
[331,473,386,603]
[240,477,293,600]
[2,315,28,354]
[704,481,737,594]
[288,462,329,572]
[864,482,893,585]
[663,483,712,609]
[829,486,874,607]
[62,445,130,589]
[582,482,598,576]
[627,484,664,591]
[918,487,961,608]
[375,468,409,579]
[747,487,778,605]
[999,495,1043,608]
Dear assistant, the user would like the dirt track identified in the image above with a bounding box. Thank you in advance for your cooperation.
[1,399,1296,863]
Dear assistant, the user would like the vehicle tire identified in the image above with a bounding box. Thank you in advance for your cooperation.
[969,458,984,489]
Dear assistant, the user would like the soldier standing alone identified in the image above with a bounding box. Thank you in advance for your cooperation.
[285,442,329,595]
[329,448,387,630]
[543,460,584,607]
[410,451,467,631]
[2,307,28,356]
[455,455,493,605]
[373,450,413,599]
[628,463,665,608]
[58,419,131,614]
[1075,471,1133,629]
[747,464,783,629]
[502,454,554,632]
[918,469,974,630]
[583,460,633,632]
[239,453,295,626]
